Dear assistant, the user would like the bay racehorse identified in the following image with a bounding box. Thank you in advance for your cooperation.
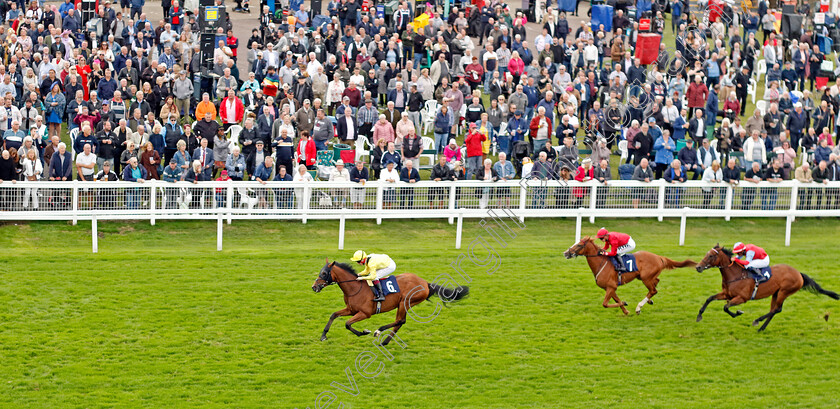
[695,244,839,331]
[564,236,696,315]
[312,259,469,344]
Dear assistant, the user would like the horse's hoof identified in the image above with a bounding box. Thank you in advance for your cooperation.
[696,315,703,322]
[635,309,641,315]
[647,299,654,305]
[373,330,381,337]
[361,330,371,336]
[736,310,743,316]
[623,301,628,306]
[320,335,328,341]
[752,320,760,326]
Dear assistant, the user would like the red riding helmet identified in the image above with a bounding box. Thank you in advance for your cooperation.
[597,228,609,239]
[733,242,746,253]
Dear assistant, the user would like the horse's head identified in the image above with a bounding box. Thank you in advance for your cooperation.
[564,236,599,259]
[696,244,726,272]
[312,258,335,293]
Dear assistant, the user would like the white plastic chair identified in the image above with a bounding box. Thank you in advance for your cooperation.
[227,124,243,146]
[494,122,508,156]
[755,59,767,83]
[710,139,718,151]
[618,140,628,162]
[355,135,371,162]
[749,78,758,104]
[421,100,439,135]
[756,100,767,116]
[420,136,435,167]
[69,128,80,159]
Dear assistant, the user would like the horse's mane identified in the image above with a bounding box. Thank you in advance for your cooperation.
[334,262,359,276]
[720,247,733,258]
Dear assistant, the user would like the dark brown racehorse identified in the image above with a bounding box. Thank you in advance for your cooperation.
[564,236,696,315]
[695,244,839,331]
[312,259,469,344]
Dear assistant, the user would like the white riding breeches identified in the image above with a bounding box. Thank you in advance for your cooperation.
[375,261,397,279]
[617,238,636,255]
[746,256,770,269]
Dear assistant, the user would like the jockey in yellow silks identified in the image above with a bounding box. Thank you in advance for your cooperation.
[351,250,396,302]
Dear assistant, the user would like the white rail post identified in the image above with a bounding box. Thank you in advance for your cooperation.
[785,214,792,247]
[448,182,457,224]
[789,185,798,222]
[657,183,665,222]
[589,184,597,224]
[71,182,79,226]
[376,183,384,225]
[338,209,346,250]
[455,208,464,249]
[575,211,582,243]
[302,184,310,224]
[217,210,223,251]
[226,183,234,225]
[91,213,98,253]
[724,185,733,221]
[149,183,156,226]
[679,207,688,246]
[518,179,527,223]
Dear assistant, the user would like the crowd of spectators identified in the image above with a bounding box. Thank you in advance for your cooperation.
[0,0,839,211]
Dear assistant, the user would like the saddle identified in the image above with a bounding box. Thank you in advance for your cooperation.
[608,254,637,286]
[749,267,772,300]
[373,276,401,314]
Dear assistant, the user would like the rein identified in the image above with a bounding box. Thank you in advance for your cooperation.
[330,274,364,297]
[593,259,609,281]
[723,268,750,285]
[571,240,611,281]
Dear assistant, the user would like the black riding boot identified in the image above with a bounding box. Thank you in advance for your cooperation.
[372,281,385,302]
[611,256,626,272]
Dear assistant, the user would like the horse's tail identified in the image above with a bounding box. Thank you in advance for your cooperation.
[428,283,470,302]
[801,273,840,300]
[662,257,696,270]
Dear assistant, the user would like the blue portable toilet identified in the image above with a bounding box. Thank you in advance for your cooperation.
[591,5,614,32]
[636,0,651,19]
[558,0,576,12]
[817,35,834,54]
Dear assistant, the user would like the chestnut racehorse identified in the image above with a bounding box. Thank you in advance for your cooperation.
[695,244,839,331]
[312,259,469,344]
[564,236,696,314]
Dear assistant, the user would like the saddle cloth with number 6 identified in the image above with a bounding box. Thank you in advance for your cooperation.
[380,276,401,296]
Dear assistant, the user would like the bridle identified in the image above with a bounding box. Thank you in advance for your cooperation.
[701,248,745,284]
[569,239,605,258]
[318,262,364,296]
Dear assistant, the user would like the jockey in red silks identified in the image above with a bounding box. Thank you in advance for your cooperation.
[596,228,636,272]
[731,242,771,283]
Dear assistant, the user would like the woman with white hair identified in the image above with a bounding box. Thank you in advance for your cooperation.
[21,148,43,209]
[293,164,314,209]
[475,158,498,209]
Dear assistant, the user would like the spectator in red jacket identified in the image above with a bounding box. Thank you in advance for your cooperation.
[464,56,485,92]
[219,89,244,131]
[686,75,708,120]
[529,106,553,151]
[464,122,487,179]
[296,130,317,169]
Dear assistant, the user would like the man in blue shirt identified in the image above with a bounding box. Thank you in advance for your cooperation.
[522,79,539,121]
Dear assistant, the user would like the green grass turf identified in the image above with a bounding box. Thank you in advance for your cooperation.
[0,217,839,408]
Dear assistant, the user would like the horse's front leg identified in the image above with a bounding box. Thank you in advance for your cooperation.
[723,296,746,318]
[321,307,352,341]
[602,288,629,315]
[345,311,372,336]
[696,292,728,322]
